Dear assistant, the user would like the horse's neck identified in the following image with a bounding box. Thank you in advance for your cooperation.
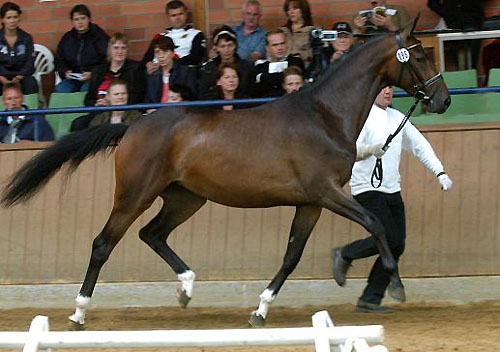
[312,37,395,141]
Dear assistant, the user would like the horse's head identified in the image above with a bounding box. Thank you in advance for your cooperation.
[387,16,450,113]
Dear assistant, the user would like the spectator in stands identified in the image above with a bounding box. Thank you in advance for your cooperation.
[326,22,355,65]
[89,80,142,126]
[198,25,253,97]
[167,83,194,102]
[0,2,37,95]
[144,35,197,104]
[201,63,249,110]
[55,4,109,93]
[482,39,500,85]
[427,0,484,31]
[0,83,54,142]
[232,0,266,63]
[84,33,144,107]
[142,0,206,73]
[281,66,305,93]
[352,0,410,35]
[252,28,305,97]
[279,0,315,66]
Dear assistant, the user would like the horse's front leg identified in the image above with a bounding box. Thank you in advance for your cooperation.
[249,205,322,327]
[320,185,405,302]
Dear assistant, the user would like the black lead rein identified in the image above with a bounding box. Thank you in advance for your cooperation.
[370,98,420,188]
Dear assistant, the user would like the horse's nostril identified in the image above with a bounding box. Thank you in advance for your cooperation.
[444,97,451,108]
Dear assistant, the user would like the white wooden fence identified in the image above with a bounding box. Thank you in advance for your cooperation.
[0,311,388,352]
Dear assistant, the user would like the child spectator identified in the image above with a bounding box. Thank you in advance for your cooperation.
[55,4,109,93]
[282,66,304,94]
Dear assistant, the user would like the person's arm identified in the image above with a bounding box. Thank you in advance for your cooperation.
[55,36,71,79]
[402,121,452,190]
[176,31,206,66]
[356,143,387,161]
[17,33,35,76]
[37,117,55,141]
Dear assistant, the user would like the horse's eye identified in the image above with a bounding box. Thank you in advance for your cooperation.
[415,57,425,63]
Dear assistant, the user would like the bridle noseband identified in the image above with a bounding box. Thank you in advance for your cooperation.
[394,32,443,102]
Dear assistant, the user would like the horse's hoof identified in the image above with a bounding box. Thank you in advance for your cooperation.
[388,281,406,302]
[248,312,266,327]
[68,320,85,331]
[176,288,191,308]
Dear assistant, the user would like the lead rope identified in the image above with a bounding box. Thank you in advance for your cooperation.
[370,98,420,188]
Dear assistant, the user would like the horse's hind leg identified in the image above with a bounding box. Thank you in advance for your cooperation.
[68,186,160,330]
[320,187,405,302]
[139,184,207,307]
[249,205,322,327]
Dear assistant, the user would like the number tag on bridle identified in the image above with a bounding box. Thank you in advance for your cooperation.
[396,48,410,63]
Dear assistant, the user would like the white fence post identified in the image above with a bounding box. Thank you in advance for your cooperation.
[23,315,51,352]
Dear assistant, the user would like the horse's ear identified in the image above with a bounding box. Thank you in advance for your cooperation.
[411,13,420,34]
[401,14,420,39]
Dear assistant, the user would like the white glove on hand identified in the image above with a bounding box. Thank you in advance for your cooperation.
[438,173,453,191]
[356,143,388,161]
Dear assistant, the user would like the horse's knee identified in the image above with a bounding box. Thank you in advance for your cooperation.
[90,235,113,266]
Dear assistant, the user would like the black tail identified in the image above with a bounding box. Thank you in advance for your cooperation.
[2,124,129,207]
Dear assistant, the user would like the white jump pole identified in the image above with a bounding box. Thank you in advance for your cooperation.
[0,313,386,351]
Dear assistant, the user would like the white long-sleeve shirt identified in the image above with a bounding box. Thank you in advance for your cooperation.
[350,104,444,196]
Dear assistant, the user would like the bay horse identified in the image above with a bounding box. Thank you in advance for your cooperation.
[2,19,449,329]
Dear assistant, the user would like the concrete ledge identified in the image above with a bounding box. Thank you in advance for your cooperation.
[1,276,498,309]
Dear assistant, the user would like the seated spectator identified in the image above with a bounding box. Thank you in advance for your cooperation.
[281,66,304,94]
[0,2,37,95]
[482,39,500,85]
[84,33,144,107]
[353,0,410,35]
[201,63,249,110]
[167,83,194,102]
[142,0,206,72]
[279,0,315,66]
[326,22,355,65]
[252,28,305,97]
[427,0,484,31]
[145,35,197,104]
[90,80,142,126]
[232,0,266,62]
[0,83,54,142]
[198,25,253,97]
[55,4,109,93]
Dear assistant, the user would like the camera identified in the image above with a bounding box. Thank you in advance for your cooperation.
[310,28,338,43]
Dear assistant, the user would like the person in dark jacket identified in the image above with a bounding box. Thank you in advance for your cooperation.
[252,28,305,97]
[84,33,144,107]
[427,0,484,30]
[144,35,197,107]
[0,2,37,95]
[0,83,53,143]
[198,25,253,97]
[55,4,109,93]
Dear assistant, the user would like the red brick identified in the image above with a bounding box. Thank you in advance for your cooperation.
[51,7,72,20]
[94,4,122,17]
[124,28,146,41]
[105,15,127,29]
[209,10,233,23]
[24,8,52,22]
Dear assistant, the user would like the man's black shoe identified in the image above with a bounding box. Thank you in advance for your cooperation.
[355,299,394,314]
[331,247,351,286]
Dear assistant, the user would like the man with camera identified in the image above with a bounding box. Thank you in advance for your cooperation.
[325,22,355,65]
[251,28,305,97]
[353,0,410,35]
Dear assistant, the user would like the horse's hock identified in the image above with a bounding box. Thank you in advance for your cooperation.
[0,121,499,286]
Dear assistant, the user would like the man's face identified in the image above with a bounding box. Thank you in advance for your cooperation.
[369,0,385,8]
[2,88,23,111]
[243,4,261,29]
[374,86,393,110]
[168,7,187,29]
[266,33,288,61]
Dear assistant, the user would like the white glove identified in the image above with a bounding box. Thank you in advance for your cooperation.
[356,143,388,161]
[438,173,453,191]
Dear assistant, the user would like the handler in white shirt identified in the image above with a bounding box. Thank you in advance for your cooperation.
[332,86,453,313]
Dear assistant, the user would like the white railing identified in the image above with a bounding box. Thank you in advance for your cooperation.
[0,311,387,352]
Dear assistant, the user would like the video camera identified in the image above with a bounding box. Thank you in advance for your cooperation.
[310,28,338,44]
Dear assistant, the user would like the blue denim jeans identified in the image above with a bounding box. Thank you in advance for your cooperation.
[55,79,90,93]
